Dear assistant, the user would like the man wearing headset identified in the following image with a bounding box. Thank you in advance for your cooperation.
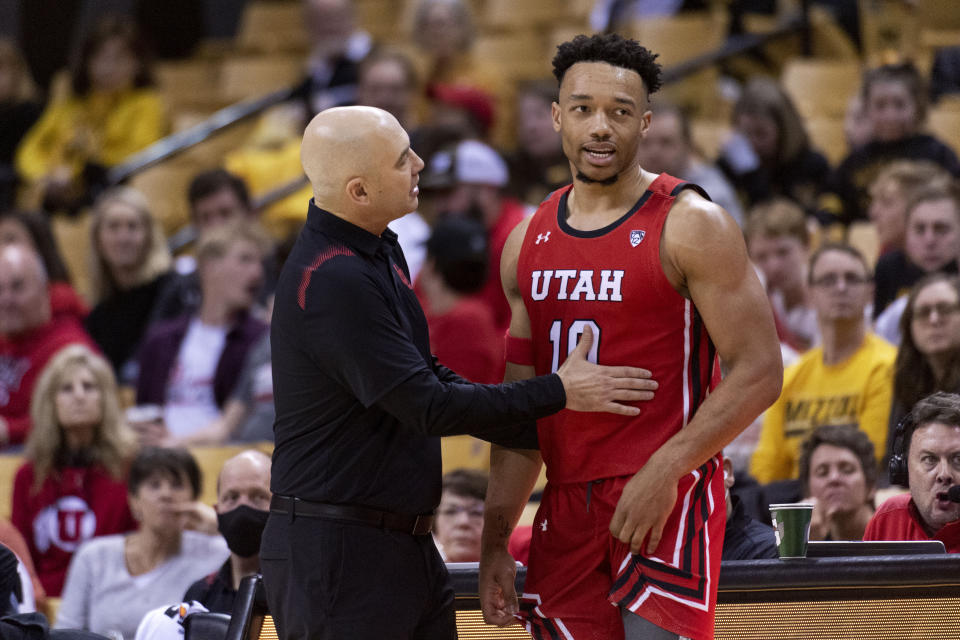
[864,391,960,551]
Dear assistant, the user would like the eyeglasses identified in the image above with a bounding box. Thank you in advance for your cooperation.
[437,505,484,519]
[811,272,871,288]
[913,301,960,323]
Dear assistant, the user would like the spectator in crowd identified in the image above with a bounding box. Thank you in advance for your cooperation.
[867,160,952,257]
[873,183,960,324]
[177,332,274,446]
[0,40,42,211]
[0,209,88,322]
[409,0,504,141]
[744,198,817,350]
[84,186,173,383]
[136,222,270,442]
[169,232,295,447]
[417,218,501,384]
[15,16,167,216]
[357,48,419,129]
[0,245,96,446]
[721,456,778,560]
[55,447,229,639]
[638,102,744,226]
[11,345,136,597]
[410,0,492,93]
[293,0,372,115]
[843,94,872,153]
[751,244,895,484]
[864,392,960,551]
[799,425,877,541]
[152,169,257,322]
[718,76,830,213]
[823,63,960,226]
[434,469,487,563]
[505,79,569,207]
[418,139,525,332]
[887,274,960,451]
[183,450,271,613]
[427,83,497,142]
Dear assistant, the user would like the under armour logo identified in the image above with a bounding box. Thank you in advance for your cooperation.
[536,232,551,245]
[629,229,645,247]
[540,519,548,532]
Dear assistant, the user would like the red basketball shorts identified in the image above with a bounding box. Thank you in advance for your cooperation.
[518,457,725,640]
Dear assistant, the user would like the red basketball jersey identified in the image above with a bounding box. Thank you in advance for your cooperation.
[517,174,718,484]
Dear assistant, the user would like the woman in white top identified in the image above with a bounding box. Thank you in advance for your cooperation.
[56,447,229,640]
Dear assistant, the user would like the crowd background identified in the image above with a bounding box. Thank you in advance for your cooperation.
[0,0,959,635]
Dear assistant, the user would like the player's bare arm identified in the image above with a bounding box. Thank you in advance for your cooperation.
[480,216,548,626]
[610,190,783,554]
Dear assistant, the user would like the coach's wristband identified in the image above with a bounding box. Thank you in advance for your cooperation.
[504,331,534,366]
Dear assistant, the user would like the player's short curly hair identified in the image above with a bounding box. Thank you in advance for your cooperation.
[552,33,662,95]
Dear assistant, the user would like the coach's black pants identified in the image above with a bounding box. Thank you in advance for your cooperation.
[260,512,457,640]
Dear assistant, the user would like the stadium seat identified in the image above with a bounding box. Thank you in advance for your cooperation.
[804,115,849,166]
[155,59,226,116]
[189,444,273,509]
[441,435,490,473]
[927,103,960,156]
[219,56,303,104]
[847,221,880,268]
[626,13,728,118]
[0,453,25,521]
[690,119,732,163]
[129,160,205,236]
[481,0,564,29]
[781,59,862,120]
[50,213,94,302]
[235,1,309,54]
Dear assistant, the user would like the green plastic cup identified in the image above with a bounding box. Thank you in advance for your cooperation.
[769,503,814,559]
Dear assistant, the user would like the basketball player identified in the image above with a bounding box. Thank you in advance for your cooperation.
[479,34,783,640]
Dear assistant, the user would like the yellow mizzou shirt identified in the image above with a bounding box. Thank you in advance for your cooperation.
[751,333,896,484]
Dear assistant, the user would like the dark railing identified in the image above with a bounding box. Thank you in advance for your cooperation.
[105,85,299,185]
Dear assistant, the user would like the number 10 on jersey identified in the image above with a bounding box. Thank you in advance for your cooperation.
[548,319,600,373]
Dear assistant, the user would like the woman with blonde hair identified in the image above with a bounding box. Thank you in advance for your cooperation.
[85,185,172,381]
[11,344,137,597]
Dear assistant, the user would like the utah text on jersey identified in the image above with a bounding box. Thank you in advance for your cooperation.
[530,269,625,302]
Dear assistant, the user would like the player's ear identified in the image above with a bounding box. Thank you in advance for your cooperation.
[346,177,369,205]
[551,101,561,133]
[639,109,652,137]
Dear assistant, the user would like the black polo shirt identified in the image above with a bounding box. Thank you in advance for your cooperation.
[270,202,564,515]
[183,561,236,614]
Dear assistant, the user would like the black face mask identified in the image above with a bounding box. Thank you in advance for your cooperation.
[217,505,269,558]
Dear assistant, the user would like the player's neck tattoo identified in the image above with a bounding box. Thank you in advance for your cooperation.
[576,170,619,186]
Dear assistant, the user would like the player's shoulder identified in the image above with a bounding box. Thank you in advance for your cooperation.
[662,185,745,272]
[669,187,731,230]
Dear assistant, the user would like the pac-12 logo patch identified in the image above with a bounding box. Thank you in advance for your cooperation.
[629,229,645,247]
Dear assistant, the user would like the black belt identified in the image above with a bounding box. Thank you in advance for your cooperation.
[270,495,435,535]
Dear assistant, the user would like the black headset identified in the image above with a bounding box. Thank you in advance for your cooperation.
[888,413,913,487]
